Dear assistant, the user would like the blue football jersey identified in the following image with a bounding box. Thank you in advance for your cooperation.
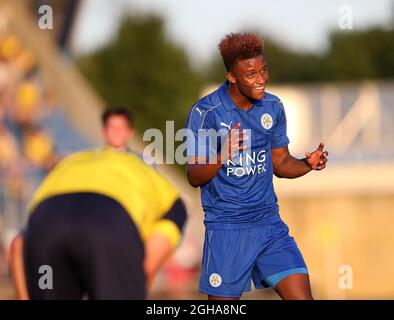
[185,81,290,229]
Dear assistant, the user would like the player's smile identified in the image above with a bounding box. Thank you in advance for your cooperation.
[241,79,266,101]
[253,84,266,97]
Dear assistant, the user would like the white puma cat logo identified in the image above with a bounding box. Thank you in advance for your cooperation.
[195,107,203,117]
[220,121,232,130]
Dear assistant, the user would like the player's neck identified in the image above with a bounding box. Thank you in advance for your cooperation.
[227,84,254,111]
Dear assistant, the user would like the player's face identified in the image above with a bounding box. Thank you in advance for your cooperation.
[229,55,269,100]
[103,115,133,149]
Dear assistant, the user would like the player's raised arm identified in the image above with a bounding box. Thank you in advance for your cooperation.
[144,198,187,289]
[271,142,329,179]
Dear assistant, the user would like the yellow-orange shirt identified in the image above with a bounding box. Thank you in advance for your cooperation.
[29,148,182,248]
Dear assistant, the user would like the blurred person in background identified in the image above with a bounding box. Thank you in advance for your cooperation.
[101,107,155,164]
[185,32,329,300]
[0,57,13,108]
[0,113,19,266]
[8,79,40,139]
[0,110,18,171]
[21,124,60,204]
[9,107,187,299]
[101,107,135,152]
[22,125,56,171]
[0,32,21,110]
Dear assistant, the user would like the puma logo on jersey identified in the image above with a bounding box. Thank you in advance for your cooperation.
[195,107,203,117]
[220,121,232,130]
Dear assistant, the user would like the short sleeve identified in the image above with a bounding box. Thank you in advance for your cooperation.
[271,101,290,149]
[140,168,183,248]
[184,104,216,159]
[148,168,180,216]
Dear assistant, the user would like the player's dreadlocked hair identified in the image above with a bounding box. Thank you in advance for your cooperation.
[218,32,264,71]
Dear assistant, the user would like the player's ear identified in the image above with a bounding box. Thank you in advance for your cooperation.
[226,71,236,84]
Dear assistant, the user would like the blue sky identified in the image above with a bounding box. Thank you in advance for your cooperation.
[73,0,393,62]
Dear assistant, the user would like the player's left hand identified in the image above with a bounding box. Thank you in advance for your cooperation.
[305,142,329,170]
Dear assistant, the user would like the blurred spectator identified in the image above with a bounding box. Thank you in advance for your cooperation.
[0,117,18,171]
[22,125,55,171]
[0,59,12,106]
[13,80,40,128]
[0,33,21,61]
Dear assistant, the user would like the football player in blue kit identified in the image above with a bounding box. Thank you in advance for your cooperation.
[185,33,329,300]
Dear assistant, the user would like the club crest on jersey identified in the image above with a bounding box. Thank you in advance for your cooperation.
[261,113,273,129]
[209,273,222,288]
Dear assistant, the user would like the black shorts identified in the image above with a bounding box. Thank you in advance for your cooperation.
[24,192,146,300]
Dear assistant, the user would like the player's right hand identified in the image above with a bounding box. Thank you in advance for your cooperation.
[220,123,249,163]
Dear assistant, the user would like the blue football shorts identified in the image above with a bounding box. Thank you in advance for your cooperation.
[199,214,308,298]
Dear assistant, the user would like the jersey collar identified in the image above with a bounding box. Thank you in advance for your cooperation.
[219,81,239,111]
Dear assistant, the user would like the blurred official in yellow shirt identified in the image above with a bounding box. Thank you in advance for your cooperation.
[10,107,187,300]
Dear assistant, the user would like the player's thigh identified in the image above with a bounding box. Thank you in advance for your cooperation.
[253,225,309,296]
[275,273,313,300]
